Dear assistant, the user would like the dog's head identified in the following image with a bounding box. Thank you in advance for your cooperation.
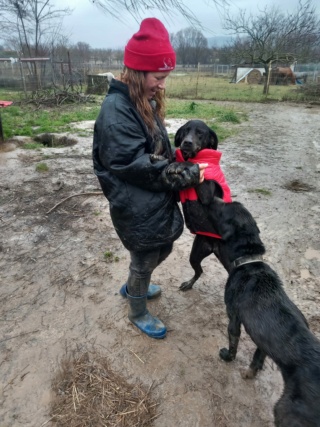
[174,120,218,161]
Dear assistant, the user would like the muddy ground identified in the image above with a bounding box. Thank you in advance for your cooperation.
[0,101,319,427]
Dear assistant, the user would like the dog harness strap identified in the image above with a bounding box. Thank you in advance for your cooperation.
[232,255,264,269]
[194,230,222,239]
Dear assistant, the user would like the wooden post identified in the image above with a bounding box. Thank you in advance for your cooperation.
[50,58,56,86]
[266,61,273,96]
[195,62,200,98]
[19,60,27,96]
[0,102,13,144]
[0,112,4,143]
[67,51,73,91]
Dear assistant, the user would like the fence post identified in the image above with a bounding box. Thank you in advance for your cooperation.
[51,58,56,86]
[67,51,73,91]
[196,62,200,98]
[266,60,274,96]
[19,60,27,96]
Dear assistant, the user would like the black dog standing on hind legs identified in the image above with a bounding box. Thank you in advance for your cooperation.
[170,120,320,426]
[206,196,320,427]
[170,119,233,290]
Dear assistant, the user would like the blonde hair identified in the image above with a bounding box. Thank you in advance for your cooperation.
[120,67,166,134]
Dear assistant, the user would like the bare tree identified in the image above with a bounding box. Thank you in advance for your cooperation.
[92,48,113,65]
[90,0,229,27]
[0,0,72,88]
[223,0,320,93]
[172,27,208,66]
[71,42,92,63]
[0,0,71,58]
[48,34,71,62]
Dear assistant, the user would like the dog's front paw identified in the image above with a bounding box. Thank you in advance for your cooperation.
[165,164,176,174]
[150,154,166,164]
[240,367,256,379]
[219,348,235,362]
[166,162,190,175]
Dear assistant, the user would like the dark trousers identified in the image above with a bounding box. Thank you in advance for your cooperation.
[127,243,173,297]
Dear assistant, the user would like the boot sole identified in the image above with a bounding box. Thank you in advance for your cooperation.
[133,324,167,339]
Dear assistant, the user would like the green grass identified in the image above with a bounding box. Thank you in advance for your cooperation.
[0,100,102,138]
[166,99,245,122]
[0,74,308,140]
[1,90,244,141]
[23,142,43,150]
[0,89,22,102]
[103,250,119,263]
[166,74,301,102]
[166,99,245,142]
[35,162,49,172]
[248,188,272,196]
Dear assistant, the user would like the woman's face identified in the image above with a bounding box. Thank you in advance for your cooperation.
[143,71,171,100]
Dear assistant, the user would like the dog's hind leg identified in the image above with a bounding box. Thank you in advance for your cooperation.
[241,348,267,379]
[179,235,213,291]
[219,311,241,362]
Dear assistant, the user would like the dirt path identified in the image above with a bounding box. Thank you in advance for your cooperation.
[0,101,319,427]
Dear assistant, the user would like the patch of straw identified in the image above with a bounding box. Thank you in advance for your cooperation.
[50,351,158,426]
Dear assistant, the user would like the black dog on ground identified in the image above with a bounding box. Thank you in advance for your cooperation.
[207,196,320,427]
[172,119,232,290]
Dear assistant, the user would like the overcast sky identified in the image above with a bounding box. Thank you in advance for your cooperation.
[56,0,319,49]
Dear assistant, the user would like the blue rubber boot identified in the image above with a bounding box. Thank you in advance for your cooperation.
[119,283,161,300]
[126,291,167,339]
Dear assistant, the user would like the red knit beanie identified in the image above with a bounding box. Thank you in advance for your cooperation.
[124,18,176,72]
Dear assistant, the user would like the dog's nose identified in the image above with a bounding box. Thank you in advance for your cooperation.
[182,139,192,147]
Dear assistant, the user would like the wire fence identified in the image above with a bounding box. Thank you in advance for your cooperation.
[0,59,319,101]
[0,60,235,92]
[0,59,122,92]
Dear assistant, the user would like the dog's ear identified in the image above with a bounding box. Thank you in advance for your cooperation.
[174,125,185,147]
[207,128,218,150]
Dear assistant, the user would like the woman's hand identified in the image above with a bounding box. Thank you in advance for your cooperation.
[198,163,208,183]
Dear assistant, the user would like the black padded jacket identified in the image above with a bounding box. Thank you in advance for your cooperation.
[92,79,200,251]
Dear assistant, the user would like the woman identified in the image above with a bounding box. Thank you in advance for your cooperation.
[93,18,207,339]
